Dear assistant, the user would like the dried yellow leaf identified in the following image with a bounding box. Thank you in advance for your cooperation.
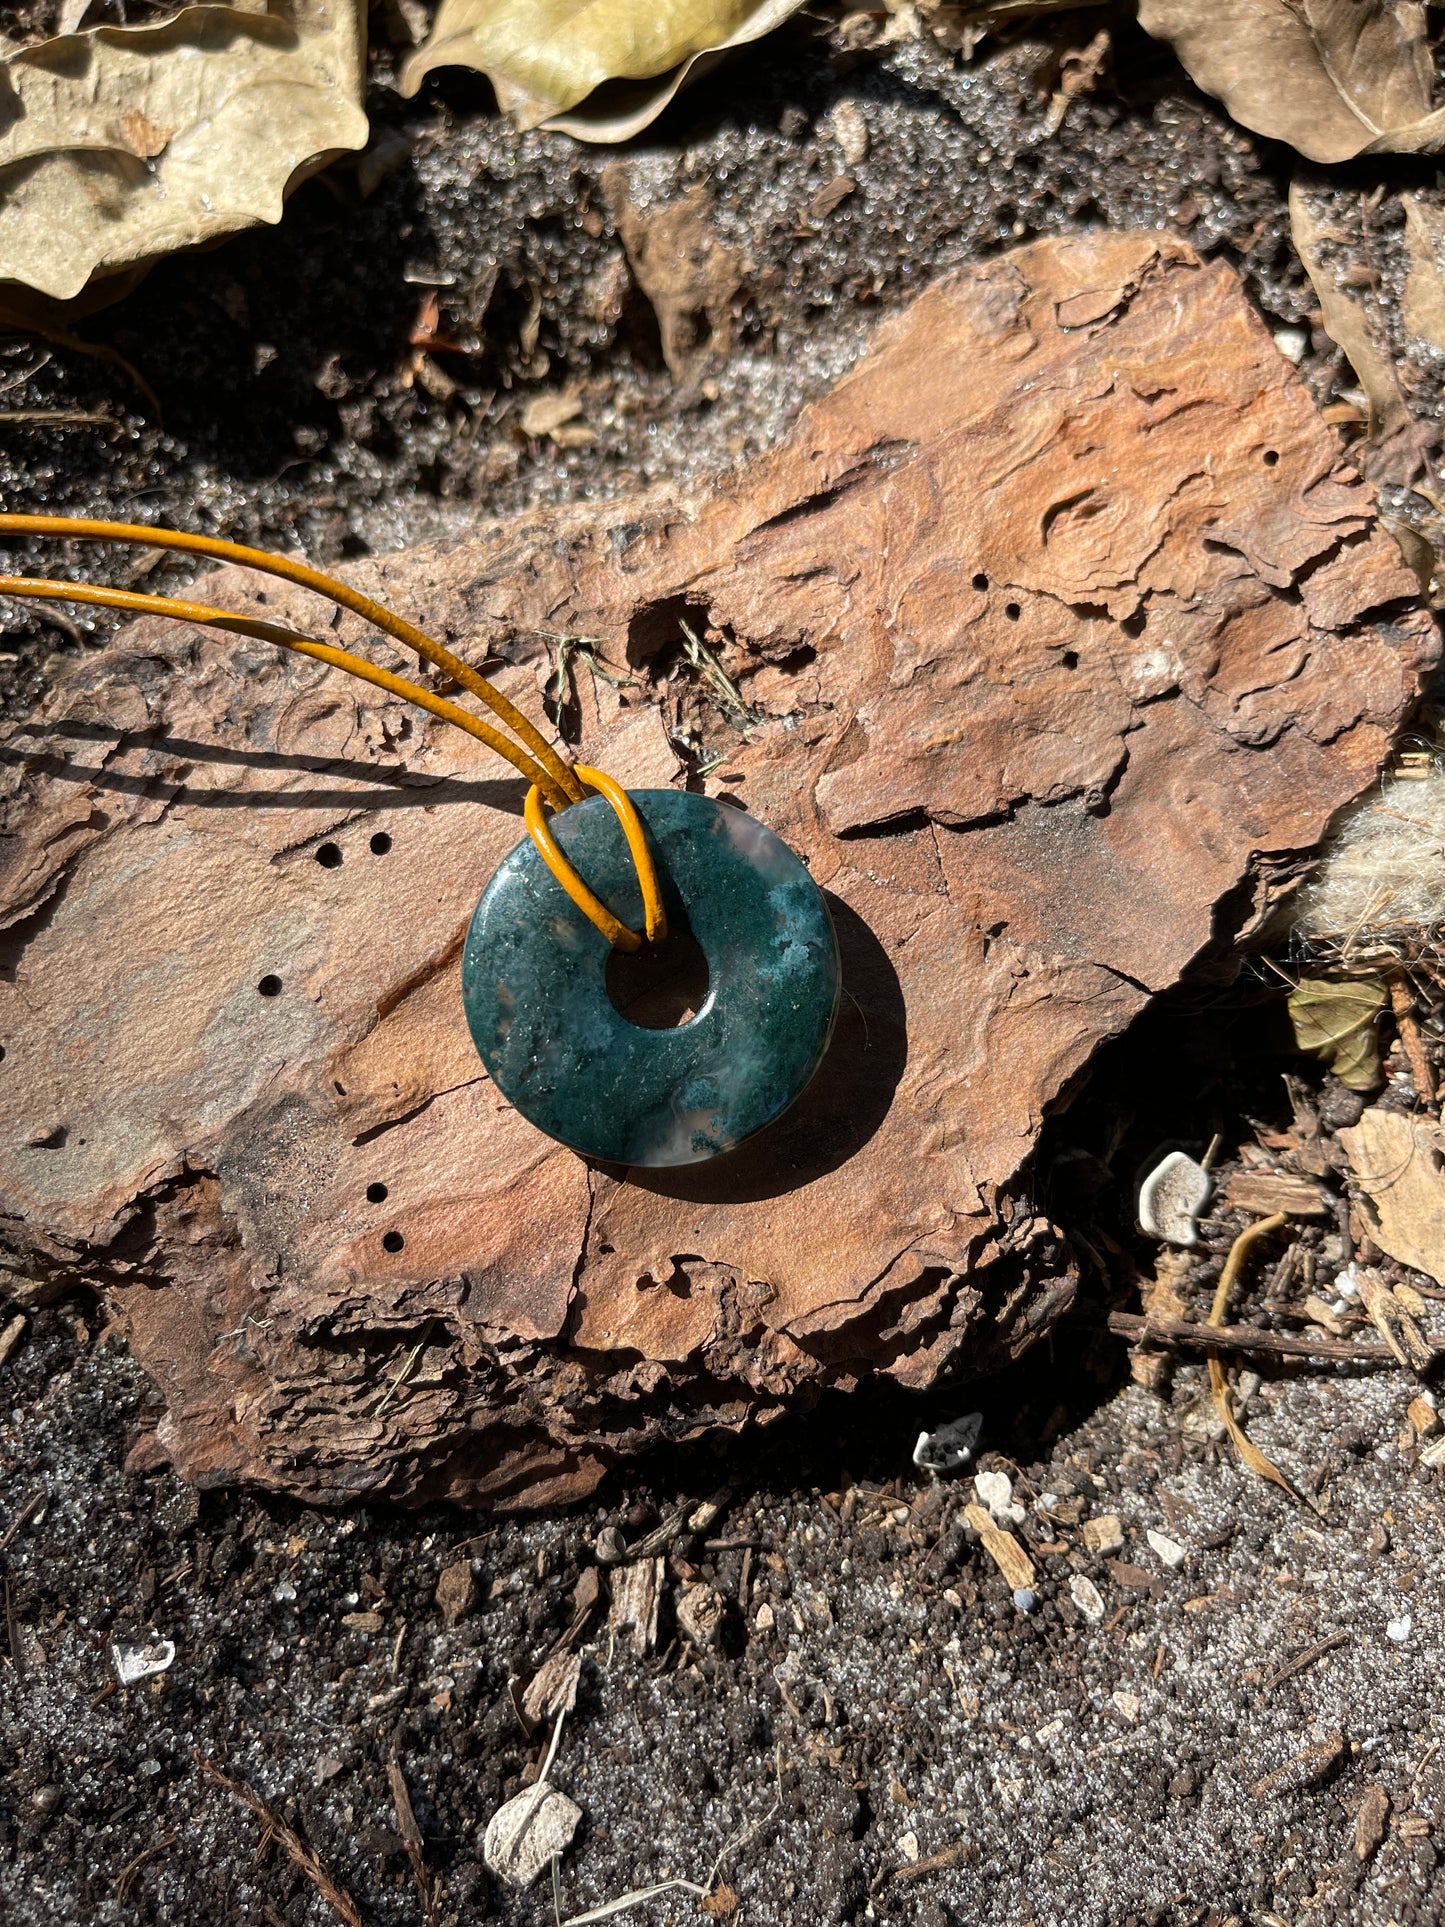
[399,0,806,142]
[0,1,368,304]
[1287,975,1386,1092]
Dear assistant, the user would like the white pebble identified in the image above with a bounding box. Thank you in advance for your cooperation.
[1069,1575,1106,1621]
[1272,327,1308,364]
[1013,1588,1039,1614]
[1147,1529,1186,1571]
[1387,1615,1413,1644]
[484,1783,583,1891]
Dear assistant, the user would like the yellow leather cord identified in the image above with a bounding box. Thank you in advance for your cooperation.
[0,575,566,784]
[0,512,584,811]
[523,764,668,953]
[0,517,668,949]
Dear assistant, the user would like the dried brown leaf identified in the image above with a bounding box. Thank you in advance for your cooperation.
[1340,1108,1445,1287]
[0,1,368,304]
[1139,0,1439,163]
[398,0,804,142]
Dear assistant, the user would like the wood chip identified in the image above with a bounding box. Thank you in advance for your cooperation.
[433,1558,479,1626]
[1302,1293,1348,1337]
[1222,1172,1331,1218]
[608,1557,664,1656]
[1407,1395,1440,1438]
[522,1651,582,1725]
[1081,1514,1124,1555]
[676,1583,728,1649]
[1252,1730,1348,1800]
[964,1504,1035,1591]
[1355,1783,1391,1861]
[1105,1560,1163,1594]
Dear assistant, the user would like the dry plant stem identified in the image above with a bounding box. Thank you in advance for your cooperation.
[1107,1311,1394,1365]
[0,574,570,804]
[197,1755,363,1927]
[1205,1214,1307,1506]
[115,1833,177,1902]
[0,512,584,808]
[1389,975,1436,1102]
[388,1757,436,1927]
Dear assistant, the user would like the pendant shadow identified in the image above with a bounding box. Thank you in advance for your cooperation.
[605,891,907,1205]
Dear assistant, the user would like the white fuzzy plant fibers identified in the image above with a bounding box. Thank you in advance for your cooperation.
[1291,761,1445,961]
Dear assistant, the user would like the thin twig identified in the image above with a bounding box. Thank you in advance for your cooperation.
[388,1756,436,1927]
[1390,975,1436,1103]
[198,1755,363,1927]
[0,1487,45,1553]
[1108,1312,1394,1365]
[1260,1631,1349,1696]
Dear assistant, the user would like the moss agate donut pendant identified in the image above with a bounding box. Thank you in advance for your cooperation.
[462,791,839,1166]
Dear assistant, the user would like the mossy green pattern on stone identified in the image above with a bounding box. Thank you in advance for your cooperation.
[462,791,839,1166]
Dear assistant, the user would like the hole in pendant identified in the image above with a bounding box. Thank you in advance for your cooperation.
[606,929,710,1030]
[1263,448,1279,466]
[382,1229,405,1253]
[367,1182,389,1204]
[316,842,343,869]
[257,974,283,998]
[370,831,392,856]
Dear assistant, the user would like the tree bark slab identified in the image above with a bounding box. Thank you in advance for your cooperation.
[0,233,1434,1507]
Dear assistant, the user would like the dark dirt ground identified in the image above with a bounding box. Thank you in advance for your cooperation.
[6,6,1445,1924]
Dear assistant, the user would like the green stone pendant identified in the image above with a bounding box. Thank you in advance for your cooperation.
[462,791,840,1166]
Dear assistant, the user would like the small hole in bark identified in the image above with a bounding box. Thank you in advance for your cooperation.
[606,930,710,1030]
[1263,448,1279,466]
[1004,602,1021,621]
[257,975,283,998]
[370,832,392,856]
[1061,650,1079,669]
[382,1230,405,1253]
[367,1182,389,1204]
[972,572,989,592]
[316,842,343,869]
